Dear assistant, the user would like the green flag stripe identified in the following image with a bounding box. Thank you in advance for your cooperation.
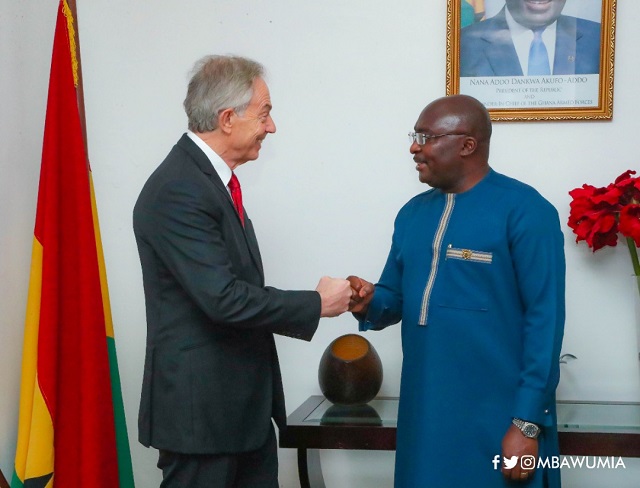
[107,337,135,487]
[11,470,24,488]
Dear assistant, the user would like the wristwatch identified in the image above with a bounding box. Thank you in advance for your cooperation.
[512,418,541,439]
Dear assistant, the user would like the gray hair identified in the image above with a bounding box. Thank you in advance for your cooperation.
[184,55,264,132]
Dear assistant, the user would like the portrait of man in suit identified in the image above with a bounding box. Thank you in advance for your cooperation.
[460,0,602,77]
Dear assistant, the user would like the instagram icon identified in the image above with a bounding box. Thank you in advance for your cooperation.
[521,455,536,470]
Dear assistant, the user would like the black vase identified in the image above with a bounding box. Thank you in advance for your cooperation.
[320,403,382,426]
[318,334,383,405]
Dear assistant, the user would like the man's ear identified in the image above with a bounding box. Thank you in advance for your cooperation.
[217,108,235,135]
[460,136,478,156]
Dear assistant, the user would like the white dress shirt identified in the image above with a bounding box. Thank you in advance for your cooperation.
[186,130,234,197]
[505,6,558,75]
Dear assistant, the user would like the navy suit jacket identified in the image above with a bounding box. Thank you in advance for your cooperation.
[134,134,321,454]
[460,8,601,77]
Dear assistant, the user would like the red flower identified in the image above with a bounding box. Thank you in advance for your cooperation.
[613,170,640,206]
[568,184,620,251]
[619,205,640,246]
[568,170,640,252]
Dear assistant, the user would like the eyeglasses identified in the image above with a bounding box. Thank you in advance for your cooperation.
[408,132,469,146]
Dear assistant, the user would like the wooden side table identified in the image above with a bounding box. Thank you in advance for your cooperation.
[279,396,640,488]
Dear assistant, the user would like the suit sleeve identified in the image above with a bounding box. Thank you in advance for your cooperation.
[139,176,321,340]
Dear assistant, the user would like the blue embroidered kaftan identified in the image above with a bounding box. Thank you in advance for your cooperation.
[359,170,565,487]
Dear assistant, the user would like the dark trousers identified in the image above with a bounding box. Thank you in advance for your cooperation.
[157,424,278,488]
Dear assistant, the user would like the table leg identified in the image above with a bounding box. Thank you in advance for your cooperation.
[0,468,9,488]
[297,448,326,488]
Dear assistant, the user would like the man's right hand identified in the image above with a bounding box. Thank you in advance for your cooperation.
[315,276,352,317]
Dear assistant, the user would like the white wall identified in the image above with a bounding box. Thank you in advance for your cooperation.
[1,1,639,487]
[0,1,57,486]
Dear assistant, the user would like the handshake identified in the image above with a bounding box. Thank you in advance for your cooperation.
[315,275,375,318]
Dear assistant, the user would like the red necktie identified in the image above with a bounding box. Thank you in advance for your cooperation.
[228,172,245,226]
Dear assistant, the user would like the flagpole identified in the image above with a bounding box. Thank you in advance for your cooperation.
[65,0,89,157]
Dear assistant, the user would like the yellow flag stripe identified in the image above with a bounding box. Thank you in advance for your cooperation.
[24,382,55,484]
[13,238,55,482]
[89,173,115,339]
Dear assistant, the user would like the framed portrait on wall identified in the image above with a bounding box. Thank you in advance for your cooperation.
[446,0,617,121]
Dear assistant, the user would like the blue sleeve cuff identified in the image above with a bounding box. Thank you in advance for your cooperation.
[513,386,555,427]
[354,295,399,332]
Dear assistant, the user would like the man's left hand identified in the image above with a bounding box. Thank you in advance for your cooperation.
[501,424,539,483]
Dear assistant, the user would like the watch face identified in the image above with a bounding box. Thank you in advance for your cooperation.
[523,424,539,438]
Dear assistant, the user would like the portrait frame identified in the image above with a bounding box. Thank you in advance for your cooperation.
[446,0,617,121]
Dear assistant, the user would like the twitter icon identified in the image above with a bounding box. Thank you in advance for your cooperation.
[503,455,519,469]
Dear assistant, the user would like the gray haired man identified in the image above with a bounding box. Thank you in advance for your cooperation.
[133,55,352,487]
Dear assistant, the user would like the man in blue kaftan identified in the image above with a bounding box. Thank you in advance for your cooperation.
[348,95,565,487]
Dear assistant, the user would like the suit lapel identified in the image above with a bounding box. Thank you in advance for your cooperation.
[177,135,265,282]
[553,16,578,74]
[485,9,523,76]
[243,218,265,285]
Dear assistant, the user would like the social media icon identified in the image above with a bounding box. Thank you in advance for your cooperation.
[503,455,518,469]
[521,455,536,470]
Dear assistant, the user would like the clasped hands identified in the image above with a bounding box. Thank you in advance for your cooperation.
[315,275,374,318]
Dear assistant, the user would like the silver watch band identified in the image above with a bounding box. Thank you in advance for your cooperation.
[512,418,541,438]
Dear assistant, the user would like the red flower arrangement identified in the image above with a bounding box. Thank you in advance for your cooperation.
[568,170,640,276]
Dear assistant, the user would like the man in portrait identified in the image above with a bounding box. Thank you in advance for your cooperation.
[460,0,601,77]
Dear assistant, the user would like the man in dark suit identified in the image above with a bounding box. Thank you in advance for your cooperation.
[133,55,352,487]
[460,0,601,77]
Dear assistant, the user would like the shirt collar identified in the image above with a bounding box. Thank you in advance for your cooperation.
[504,6,558,74]
[505,5,558,39]
[186,130,233,187]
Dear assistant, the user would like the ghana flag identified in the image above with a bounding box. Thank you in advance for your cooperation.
[11,1,134,487]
